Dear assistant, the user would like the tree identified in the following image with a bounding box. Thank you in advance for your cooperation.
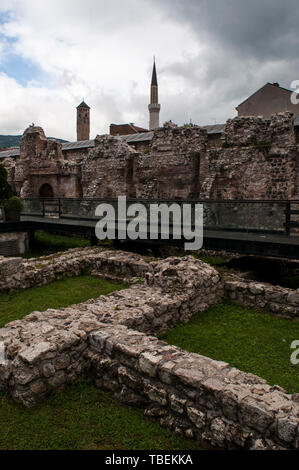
[0,164,13,202]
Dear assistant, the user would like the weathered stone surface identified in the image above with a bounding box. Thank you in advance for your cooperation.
[90,324,299,450]
[3,111,298,202]
[224,274,299,318]
[0,247,298,450]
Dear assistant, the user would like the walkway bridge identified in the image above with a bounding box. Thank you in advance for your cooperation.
[1,198,299,259]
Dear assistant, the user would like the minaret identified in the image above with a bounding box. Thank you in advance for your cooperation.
[148,59,161,130]
[77,100,90,141]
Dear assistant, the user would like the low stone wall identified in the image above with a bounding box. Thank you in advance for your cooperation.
[0,254,222,407]
[224,275,299,318]
[89,325,299,450]
[1,248,299,449]
[0,247,151,292]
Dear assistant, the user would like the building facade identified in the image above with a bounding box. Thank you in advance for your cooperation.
[236,82,299,118]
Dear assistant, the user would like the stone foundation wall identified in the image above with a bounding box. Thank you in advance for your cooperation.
[0,252,222,407]
[89,325,299,450]
[1,248,299,449]
[0,247,150,292]
[224,275,299,318]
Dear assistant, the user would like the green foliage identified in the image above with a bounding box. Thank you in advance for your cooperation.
[0,135,68,149]
[0,135,21,149]
[3,196,24,212]
[192,253,227,266]
[22,232,113,258]
[0,380,202,450]
[159,300,299,394]
[0,164,13,202]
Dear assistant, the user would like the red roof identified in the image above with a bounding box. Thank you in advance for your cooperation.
[110,123,148,136]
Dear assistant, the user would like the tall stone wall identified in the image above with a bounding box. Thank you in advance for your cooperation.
[81,135,137,198]
[13,126,80,198]
[135,122,206,200]
[4,112,299,201]
[200,113,297,200]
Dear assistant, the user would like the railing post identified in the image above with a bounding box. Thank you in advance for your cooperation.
[58,199,61,218]
[285,201,291,236]
[42,200,45,218]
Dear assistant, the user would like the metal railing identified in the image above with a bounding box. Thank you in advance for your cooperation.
[20,198,299,236]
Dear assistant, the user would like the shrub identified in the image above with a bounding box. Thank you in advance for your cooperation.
[4,196,24,212]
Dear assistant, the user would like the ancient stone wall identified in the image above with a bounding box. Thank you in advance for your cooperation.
[90,325,299,450]
[134,122,206,200]
[14,126,80,198]
[224,275,299,318]
[0,248,149,292]
[0,251,221,405]
[81,135,137,198]
[1,248,299,449]
[0,249,299,449]
[200,113,297,200]
[4,112,299,202]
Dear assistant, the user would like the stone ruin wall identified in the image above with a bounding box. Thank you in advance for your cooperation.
[133,122,206,200]
[2,111,298,201]
[85,112,297,201]
[81,135,137,198]
[224,274,299,318]
[11,126,80,198]
[0,248,299,449]
[202,113,297,200]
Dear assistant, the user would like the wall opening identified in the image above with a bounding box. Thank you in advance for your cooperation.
[39,183,54,199]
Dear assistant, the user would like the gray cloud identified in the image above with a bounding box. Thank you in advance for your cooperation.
[0,0,299,136]
[152,0,299,123]
[156,0,299,60]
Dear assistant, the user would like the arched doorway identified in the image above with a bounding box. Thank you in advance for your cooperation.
[39,183,54,199]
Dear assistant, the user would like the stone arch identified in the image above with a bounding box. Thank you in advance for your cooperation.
[39,183,54,198]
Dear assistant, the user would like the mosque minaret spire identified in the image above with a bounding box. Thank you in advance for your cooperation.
[148,58,161,130]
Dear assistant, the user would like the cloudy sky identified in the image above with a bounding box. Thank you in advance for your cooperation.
[0,0,299,141]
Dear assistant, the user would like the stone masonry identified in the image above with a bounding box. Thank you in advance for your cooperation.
[2,111,299,201]
[0,248,299,449]
[224,273,299,318]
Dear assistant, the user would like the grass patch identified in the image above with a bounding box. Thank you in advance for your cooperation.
[192,253,227,267]
[23,231,113,258]
[0,380,202,450]
[0,275,128,327]
[159,300,299,394]
[35,231,90,249]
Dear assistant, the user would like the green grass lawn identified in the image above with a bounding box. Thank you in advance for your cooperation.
[0,380,202,450]
[0,275,128,327]
[159,301,299,394]
[22,231,113,258]
[35,231,90,249]
[192,253,227,267]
